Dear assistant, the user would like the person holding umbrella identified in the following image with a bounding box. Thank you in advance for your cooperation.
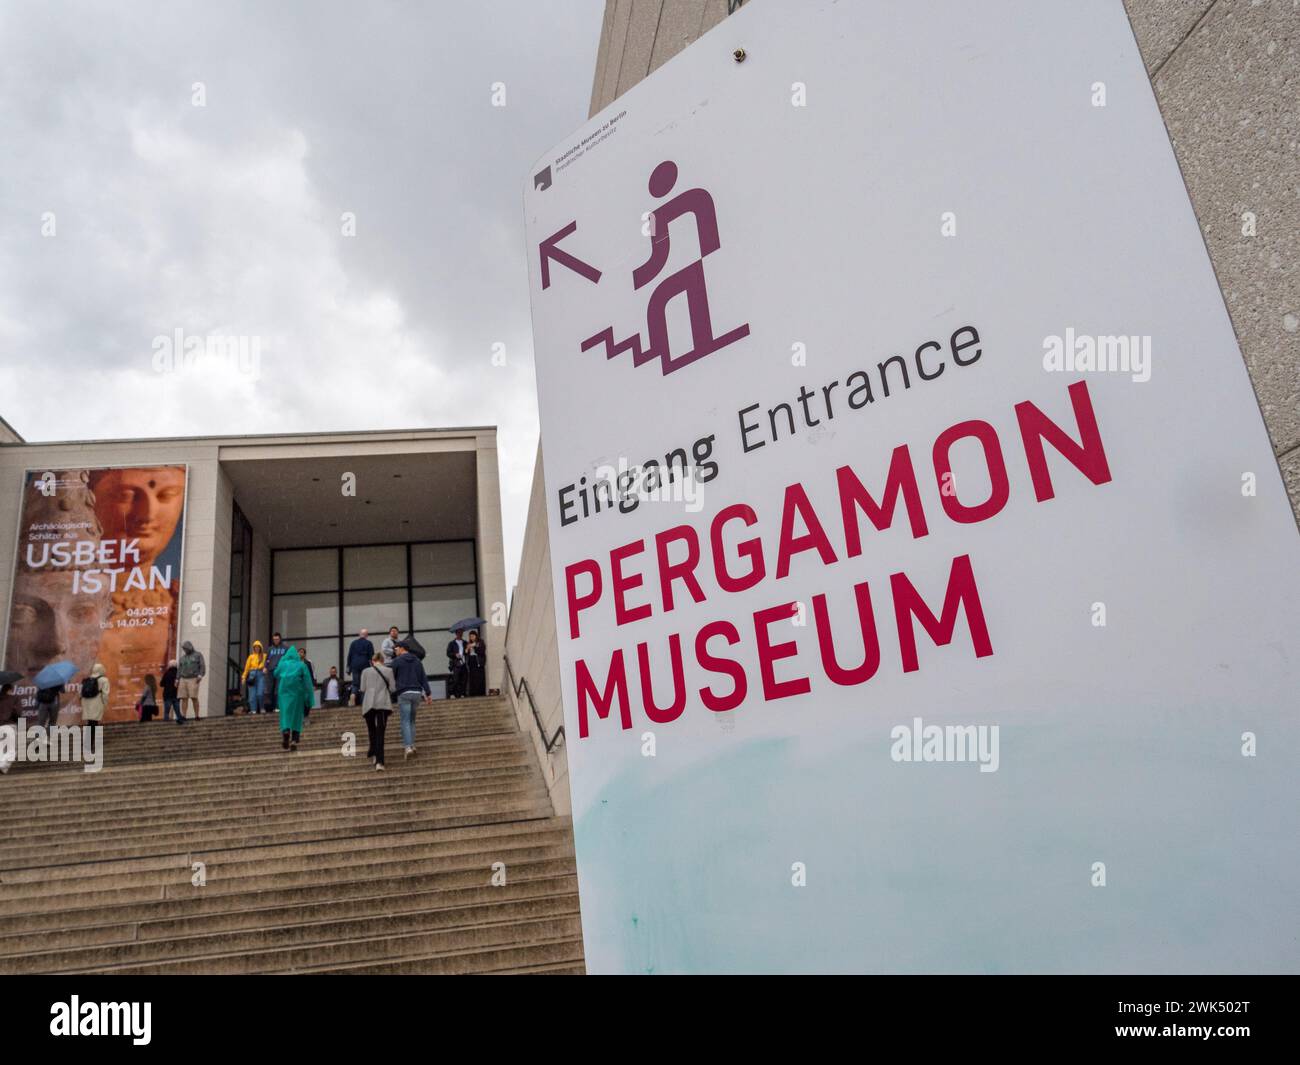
[32,660,77,729]
[444,617,486,700]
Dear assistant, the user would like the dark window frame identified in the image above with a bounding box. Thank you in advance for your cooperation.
[267,537,478,682]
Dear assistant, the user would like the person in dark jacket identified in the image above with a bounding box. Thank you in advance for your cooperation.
[321,666,344,708]
[346,629,375,706]
[265,634,288,710]
[390,642,431,759]
[300,653,316,720]
[445,629,467,699]
[465,630,487,697]
[260,659,277,713]
[161,661,182,723]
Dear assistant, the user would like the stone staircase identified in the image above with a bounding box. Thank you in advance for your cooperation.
[0,695,584,974]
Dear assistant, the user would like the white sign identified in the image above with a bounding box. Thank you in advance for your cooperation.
[524,0,1300,974]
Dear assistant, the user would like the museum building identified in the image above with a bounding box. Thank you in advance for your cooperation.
[0,414,507,723]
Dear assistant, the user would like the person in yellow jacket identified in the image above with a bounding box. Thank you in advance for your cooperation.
[241,640,267,714]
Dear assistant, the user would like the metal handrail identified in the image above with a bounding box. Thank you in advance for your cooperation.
[503,653,565,753]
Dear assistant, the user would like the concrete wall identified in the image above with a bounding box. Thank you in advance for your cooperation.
[508,0,1299,814]
[504,448,570,815]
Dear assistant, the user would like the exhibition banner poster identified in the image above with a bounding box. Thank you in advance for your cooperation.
[4,465,187,724]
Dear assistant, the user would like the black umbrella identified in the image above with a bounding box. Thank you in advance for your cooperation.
[448,617,487,632]
[0,670,22,687]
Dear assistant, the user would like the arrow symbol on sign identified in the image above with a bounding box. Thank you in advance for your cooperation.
[539,221,602,290]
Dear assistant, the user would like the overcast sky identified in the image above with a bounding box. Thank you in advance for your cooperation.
[0,0,605,587]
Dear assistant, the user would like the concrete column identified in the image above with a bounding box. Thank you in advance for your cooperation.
[474,433,508,692]
[181,456,225,719]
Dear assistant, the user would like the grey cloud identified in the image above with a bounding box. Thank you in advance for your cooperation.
[0,0,605,584]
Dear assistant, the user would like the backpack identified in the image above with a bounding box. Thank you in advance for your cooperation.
[80,676,100,700]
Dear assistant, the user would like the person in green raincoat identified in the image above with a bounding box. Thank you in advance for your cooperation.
[275,646,313,751]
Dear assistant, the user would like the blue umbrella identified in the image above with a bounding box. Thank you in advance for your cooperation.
[33,660,77,690]
[448,617,487,632]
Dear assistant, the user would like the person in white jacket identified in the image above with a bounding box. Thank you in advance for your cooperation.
[359,653,396,771]
[80,663,109,738]
[0,682,20,774]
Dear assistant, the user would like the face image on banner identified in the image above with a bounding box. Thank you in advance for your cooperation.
[3,466,187,724]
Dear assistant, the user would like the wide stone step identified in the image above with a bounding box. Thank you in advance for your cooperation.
[0,821,573,915]
[0,799,555,868]
[0,852,576,938]
[8,704,518,772]
[0,876,580,965]
[0,690,583,972]
[59,912,585,974]
[0,777,544,843]
[0,816,571,886]
[0,773,550,849]
[0,889,579,972]
[490,961,587,975]
[305,935,586,975]
[1,729,525,784]
[0,764,544,832]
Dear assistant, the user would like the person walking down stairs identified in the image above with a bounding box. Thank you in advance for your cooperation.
[275,646,314,752]
[359,653,395,771]
[241,640,267,714]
